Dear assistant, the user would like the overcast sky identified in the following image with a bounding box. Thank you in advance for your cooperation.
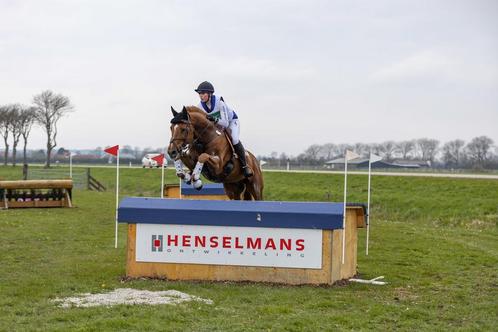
[1,0,497,156]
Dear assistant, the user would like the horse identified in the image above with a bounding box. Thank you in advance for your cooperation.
[167,106,264,201]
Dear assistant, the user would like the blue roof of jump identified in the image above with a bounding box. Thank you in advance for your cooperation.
[181,183,225,196]
[118,197,345,230]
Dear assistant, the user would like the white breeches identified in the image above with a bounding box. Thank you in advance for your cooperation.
[229,119,240,145]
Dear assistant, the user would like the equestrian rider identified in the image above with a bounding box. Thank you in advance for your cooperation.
[195,81,253,178]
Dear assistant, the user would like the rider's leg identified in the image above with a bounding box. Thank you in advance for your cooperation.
[229,120,253,178]
[234,142,253,177]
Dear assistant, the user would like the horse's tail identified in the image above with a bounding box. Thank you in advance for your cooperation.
[245,151,264,201]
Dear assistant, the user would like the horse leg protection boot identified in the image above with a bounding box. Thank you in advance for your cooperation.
[234,142,253,177]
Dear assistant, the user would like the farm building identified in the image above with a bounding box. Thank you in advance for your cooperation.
[324,157,429,170]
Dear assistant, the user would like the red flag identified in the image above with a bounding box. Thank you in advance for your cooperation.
[151,153,165,165]
[104,145,119,156]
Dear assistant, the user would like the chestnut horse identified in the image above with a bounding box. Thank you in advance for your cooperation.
[167,106,264,200]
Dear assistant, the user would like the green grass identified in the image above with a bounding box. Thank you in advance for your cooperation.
[0,165,497,331]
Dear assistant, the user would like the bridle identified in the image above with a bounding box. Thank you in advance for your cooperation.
[169,114,215,159]
[169,122,193,158]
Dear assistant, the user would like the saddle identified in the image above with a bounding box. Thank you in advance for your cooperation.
[223,130,237,159]
[200,130,237,182]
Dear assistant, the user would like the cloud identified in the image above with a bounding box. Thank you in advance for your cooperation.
[1,1,497,156]
[369,51,458,83]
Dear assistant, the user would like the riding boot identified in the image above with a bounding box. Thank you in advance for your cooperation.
[234,142,253,177]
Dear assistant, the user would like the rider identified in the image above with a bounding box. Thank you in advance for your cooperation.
[195,81,253,178]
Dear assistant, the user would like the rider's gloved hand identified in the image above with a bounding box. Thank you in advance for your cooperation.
[206,114,218,123]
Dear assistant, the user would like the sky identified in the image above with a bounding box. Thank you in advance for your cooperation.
[0,0,497,156]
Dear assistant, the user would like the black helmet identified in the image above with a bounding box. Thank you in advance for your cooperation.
[195,81,215,93]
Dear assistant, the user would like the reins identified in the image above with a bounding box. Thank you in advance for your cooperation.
[170,111,221,157]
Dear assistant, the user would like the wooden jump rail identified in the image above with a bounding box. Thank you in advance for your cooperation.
[86,169,106,192]
[0,180,73,209]
[118,197,366,285]
[88,174,106,192]
[163,183,228,200]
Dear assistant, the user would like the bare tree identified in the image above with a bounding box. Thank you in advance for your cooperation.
[368,143,383,157]
[442,139,465,168]
[19,106,37,165]
[8,104,23,166]
[336,143,354,155]
[396,140,415,159]
[353,142,369,157]
[304,144,322,161]
[32,90,73,167]
[0,105,14,166]
[416,138,439,162]
[466,136,494,169]
[380,141,397,161]
[321,143,337,160]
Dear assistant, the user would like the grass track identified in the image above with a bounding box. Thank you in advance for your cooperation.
[0,166,497,331]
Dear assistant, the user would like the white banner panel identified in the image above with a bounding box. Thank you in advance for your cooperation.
[136,223,322,269]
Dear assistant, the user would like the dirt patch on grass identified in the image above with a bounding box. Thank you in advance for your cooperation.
[54,288,213,308]
[393,287,418,302]
[467,219,496,229]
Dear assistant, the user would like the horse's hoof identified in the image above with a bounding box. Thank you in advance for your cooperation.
[183,174,192,184]
[194,180,203,190]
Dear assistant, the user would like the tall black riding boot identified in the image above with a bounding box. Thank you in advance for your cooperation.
[234,142,253,177]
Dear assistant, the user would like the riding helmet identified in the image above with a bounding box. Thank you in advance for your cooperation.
[195,81,215,93]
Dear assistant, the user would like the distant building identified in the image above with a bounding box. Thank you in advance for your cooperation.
[325,157,430,170]
[392,159,431,168]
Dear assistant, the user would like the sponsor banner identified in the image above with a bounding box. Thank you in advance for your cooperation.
[136,223,322,269]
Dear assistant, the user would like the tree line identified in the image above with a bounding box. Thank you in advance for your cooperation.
[0,90,73,168]
[261,137,497,170]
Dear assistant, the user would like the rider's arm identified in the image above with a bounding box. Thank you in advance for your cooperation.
[216,100,230,128]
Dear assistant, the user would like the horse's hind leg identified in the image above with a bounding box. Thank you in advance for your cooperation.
[245,180,263,201]
[244,155,264,201]
[224,183,245,200]
[243,187,252,200]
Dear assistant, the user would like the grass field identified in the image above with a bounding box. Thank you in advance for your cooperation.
[0,165,497,331]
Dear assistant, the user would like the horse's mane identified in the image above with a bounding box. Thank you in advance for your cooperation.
[185,105,205,116]
[185,106,211,126]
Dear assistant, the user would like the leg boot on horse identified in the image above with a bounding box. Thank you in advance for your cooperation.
[234,142,253,178]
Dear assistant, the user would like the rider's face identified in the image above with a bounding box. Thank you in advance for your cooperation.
[199,92,210,103]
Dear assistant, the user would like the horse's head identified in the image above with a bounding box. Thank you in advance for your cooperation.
[168,106,194,160]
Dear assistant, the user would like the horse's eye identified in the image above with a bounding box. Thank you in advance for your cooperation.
[181,128,186,133]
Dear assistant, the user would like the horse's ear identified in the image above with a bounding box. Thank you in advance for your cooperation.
[171,106,178,117]
[182,106,187,113]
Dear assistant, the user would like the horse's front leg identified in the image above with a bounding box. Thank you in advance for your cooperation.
[174,159,192,184]
[191,153,222,190]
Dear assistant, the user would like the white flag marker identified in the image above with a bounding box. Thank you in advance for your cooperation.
[161,153,165,199]
[104,145,120,248]
[114,148,120,248]
[366,153,382,255]
[342,150,360,264]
